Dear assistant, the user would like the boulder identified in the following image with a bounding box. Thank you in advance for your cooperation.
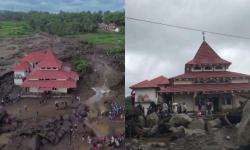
[158,121,171,133]
[188,119,205,130]
[169,126,185,139]
[238,101,250,147]
[184,128,206,136]
[148,125,158,136]
[207,118,222,128]
[169,114,192,127]
[146,112,159,128]
[137,115,145,127]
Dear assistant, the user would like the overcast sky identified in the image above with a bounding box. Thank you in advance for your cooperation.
[125,0,250,96]
[0,0,124,12]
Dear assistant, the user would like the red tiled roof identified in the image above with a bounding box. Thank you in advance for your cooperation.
[37,49,63,68]
[21,51,45,63]
[172,71,250,80]
[15,61,30,71]
[130,75,169,89]
[186,41,231,65]
[161,83,250,93]
[22,79,76,88]
[26,69,79,80]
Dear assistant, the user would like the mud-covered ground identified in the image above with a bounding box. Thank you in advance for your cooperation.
[0,33,125,150]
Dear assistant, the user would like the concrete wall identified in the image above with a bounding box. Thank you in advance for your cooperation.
[191,66,226,72]
[14,71,26,77]
[14,71,26,85]
[135,88,158,104]
[29,87,68,93]
[14,79,23,85]
[231,79,249,83]
[174,80,193,85]
[173,94,195,111]
[55,88,67,93]
[29,87,39,93]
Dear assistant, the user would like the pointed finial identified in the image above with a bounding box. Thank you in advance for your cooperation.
[202,31,205,41]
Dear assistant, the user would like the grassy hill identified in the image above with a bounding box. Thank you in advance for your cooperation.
[0,21,33,37]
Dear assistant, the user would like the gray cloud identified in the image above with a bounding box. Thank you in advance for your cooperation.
[0,0,124,12]
[125,0,250,96]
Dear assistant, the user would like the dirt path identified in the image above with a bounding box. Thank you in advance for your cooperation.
[83,54,124,137]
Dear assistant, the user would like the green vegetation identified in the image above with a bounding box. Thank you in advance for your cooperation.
[0,11,125,36]
[106,48,123,55]
[0,21,33,37]
[72,58,90,75]
[78,32,124,47]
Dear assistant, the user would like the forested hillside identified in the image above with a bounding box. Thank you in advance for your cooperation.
[0,11,124,35]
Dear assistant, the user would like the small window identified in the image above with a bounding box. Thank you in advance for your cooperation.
[47,67,51,70]
[194,66,202,70]
[52,87,57,90]
[215,66,223,70]
[204,66,212,70]
[41,67,45,70]
[53,67,57,70]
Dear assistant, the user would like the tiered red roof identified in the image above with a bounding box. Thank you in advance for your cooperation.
[37,49,63,69]
[16,49,79,90]
[130,75,169,89]
[22,79,77,89]
[171,71,250,80]
[186,41,231,66]
[160,83,250,94]
[21,51,45,63]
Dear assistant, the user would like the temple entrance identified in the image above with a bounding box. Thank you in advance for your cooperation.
[209,96,220,112]
[205,94,220,112]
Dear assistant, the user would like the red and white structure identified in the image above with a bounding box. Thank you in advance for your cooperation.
[14,49,79,93]
[131,41,250,112]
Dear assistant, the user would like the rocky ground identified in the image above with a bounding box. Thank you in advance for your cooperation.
[125,101,250,150]
[0,33,125,150]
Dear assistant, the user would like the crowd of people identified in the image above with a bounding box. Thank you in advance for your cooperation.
[141,100,215,119]
[1,94,21,106]
[85,133,125,149]
[107,101,125,121]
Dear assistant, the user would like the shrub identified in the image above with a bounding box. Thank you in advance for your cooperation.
[72,58,90,75]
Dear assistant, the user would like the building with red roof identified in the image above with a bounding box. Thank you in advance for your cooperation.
[130,40,250,113]
[14,49,79,93]
[161,41,250,112]
[130,75,169,114]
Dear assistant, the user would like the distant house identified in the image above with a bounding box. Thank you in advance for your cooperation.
[14,49,79,93]
[98,23,120,32]
[130,76,169,115]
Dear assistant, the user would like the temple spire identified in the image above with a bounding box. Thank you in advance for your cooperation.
[202,31,205,41]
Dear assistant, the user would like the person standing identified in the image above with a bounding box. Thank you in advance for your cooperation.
[182,102,187,114]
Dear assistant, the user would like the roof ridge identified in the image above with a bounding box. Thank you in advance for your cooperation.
[186,41,231,65]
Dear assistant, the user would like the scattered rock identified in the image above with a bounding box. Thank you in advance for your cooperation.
[169,114,192,127]
[148,125,158,136]
[169,126,185,139]
[207,118,222,128]
[188,118,205,130]
[137,115,145,127]
[238,100,250,147]
[184,128,206,136]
